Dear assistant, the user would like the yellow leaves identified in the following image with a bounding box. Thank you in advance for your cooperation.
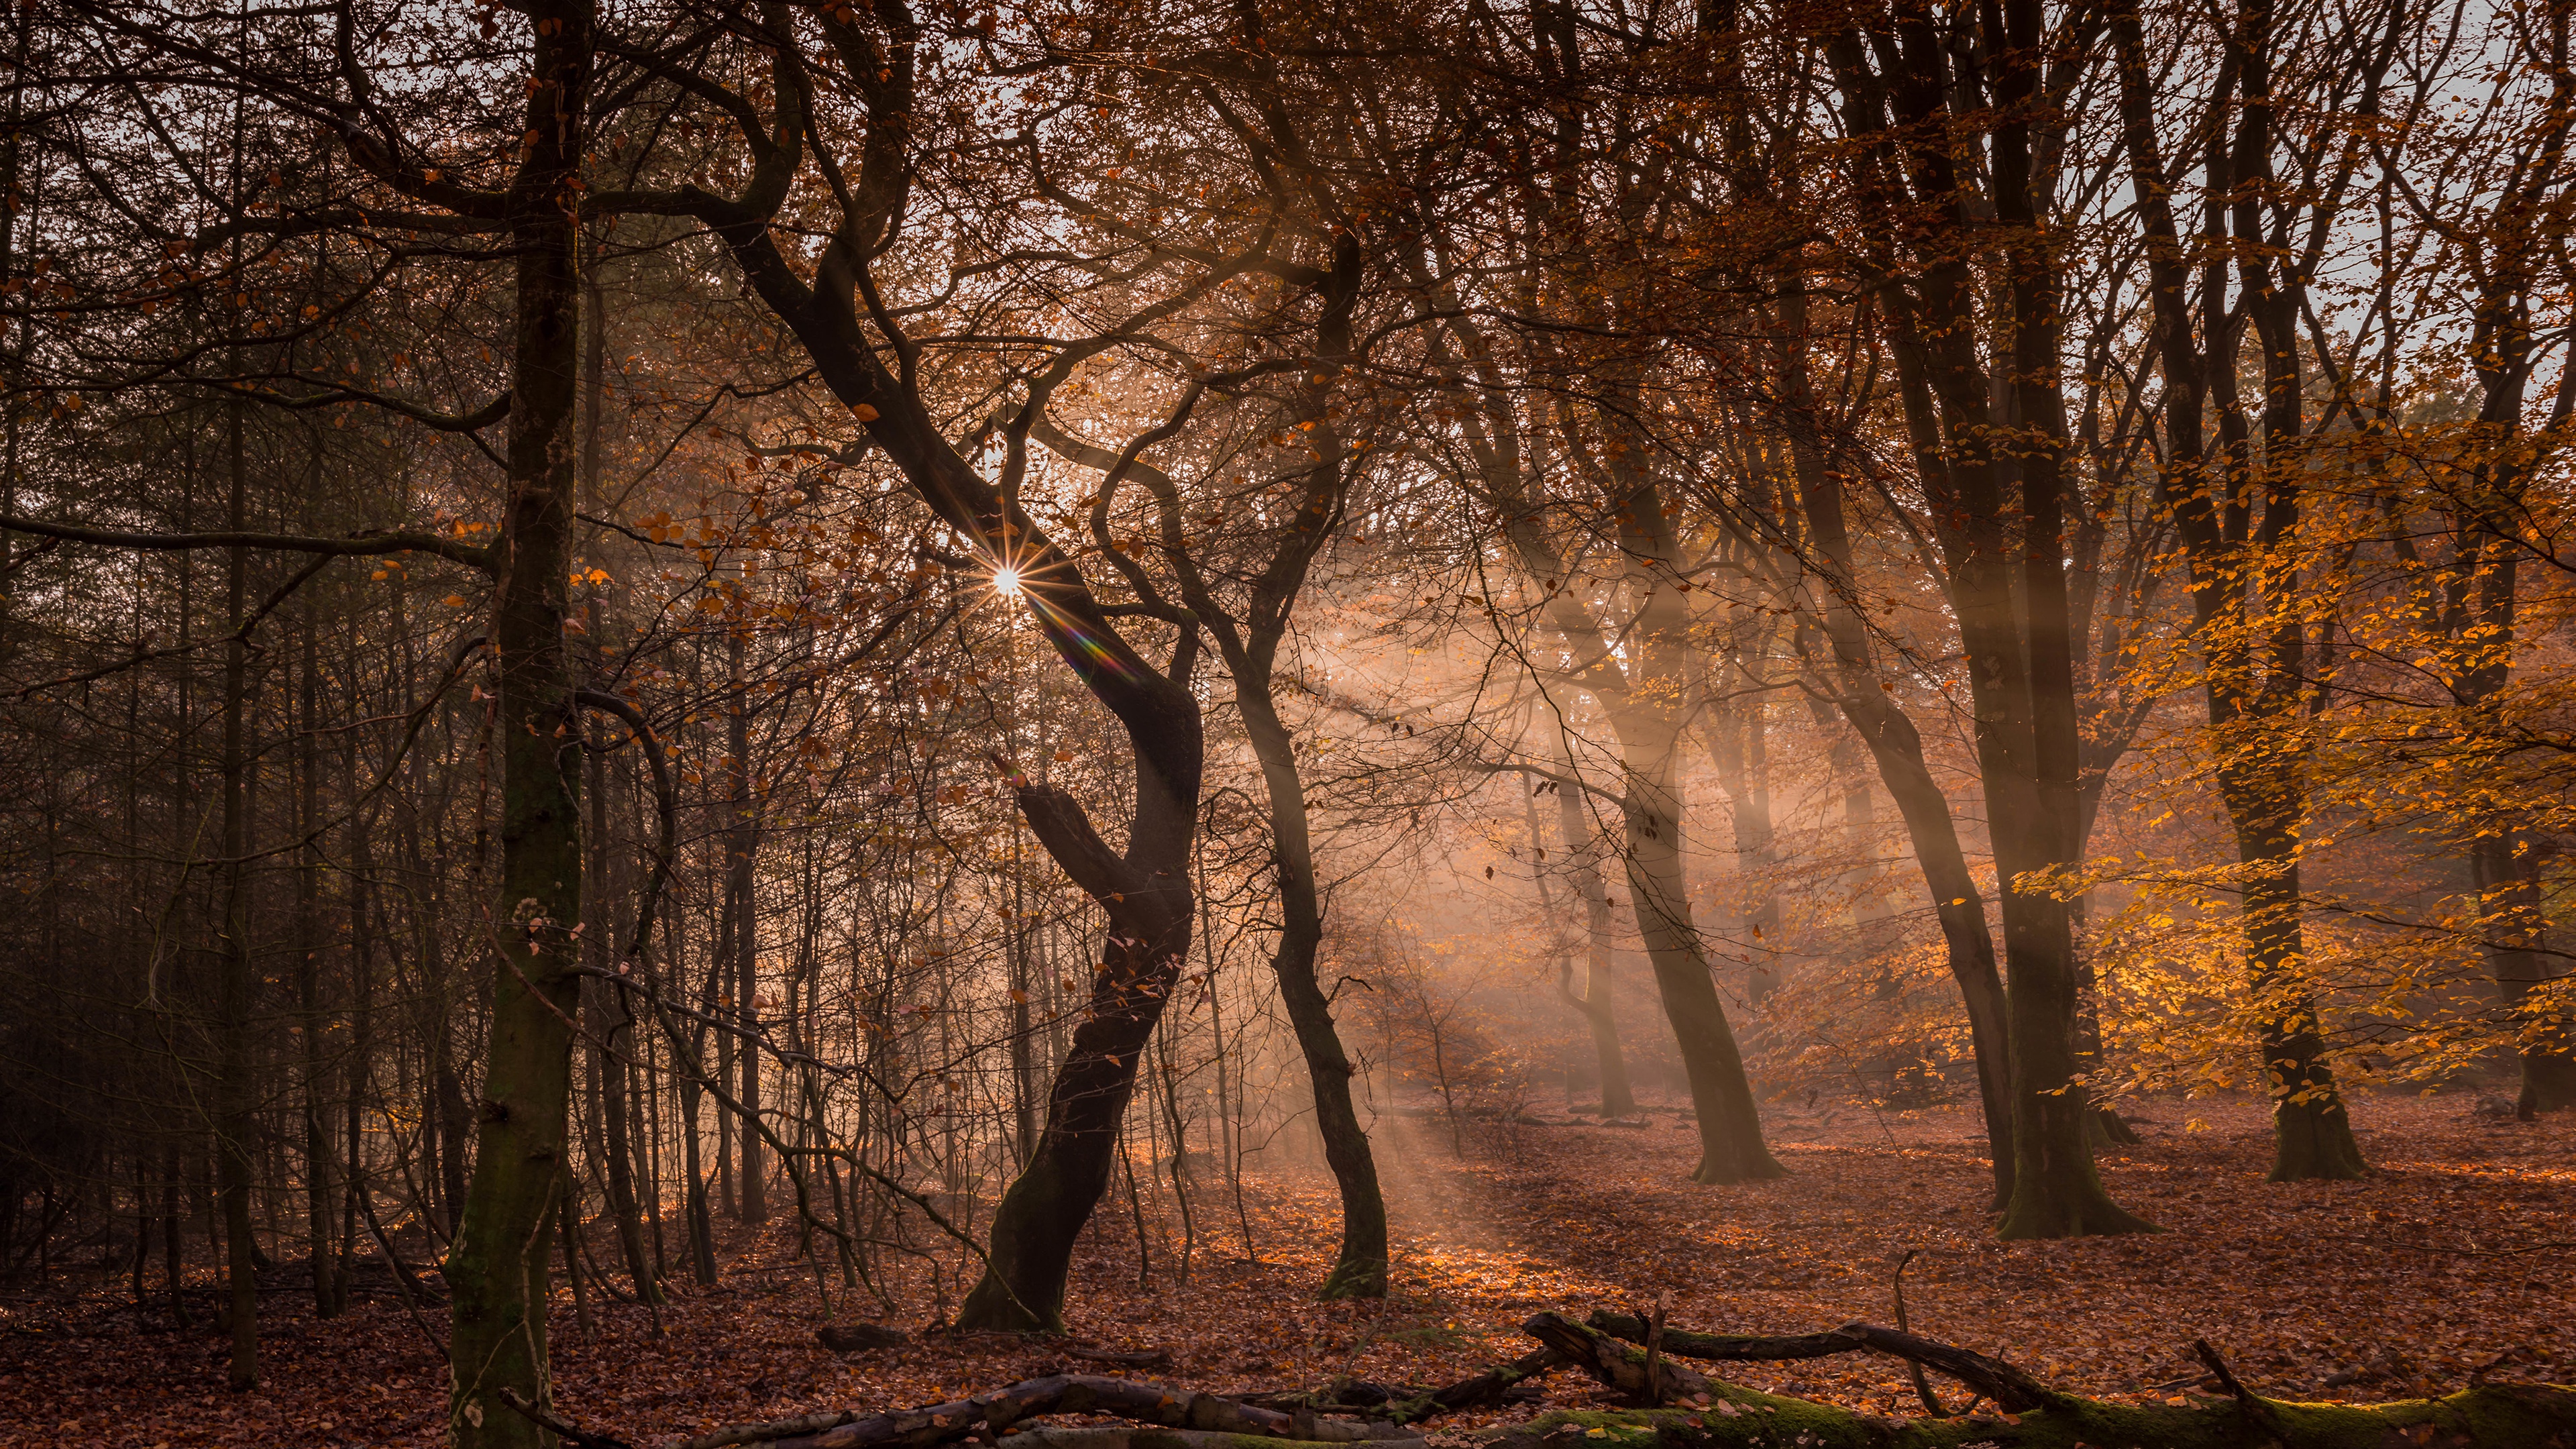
[851,402,881,421]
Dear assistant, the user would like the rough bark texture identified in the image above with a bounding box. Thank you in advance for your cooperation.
[443,6,591,1446]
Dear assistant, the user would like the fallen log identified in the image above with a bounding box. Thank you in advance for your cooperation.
[1063,1346,1176,1371]
[1521,1314,1713,1405]
[576,1308,2576,1449]
[1240,1350,1569,1424]
[674,1375,1423,1449]
[1545,1311,2576,1447]
[1475,1381,2576,1449]
[1585,1310,2062,1412]
[1000,1432,1393,1449]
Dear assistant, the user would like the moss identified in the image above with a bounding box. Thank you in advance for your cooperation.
[1318,1254,1389,1302]
[1472,1381,2576,1449]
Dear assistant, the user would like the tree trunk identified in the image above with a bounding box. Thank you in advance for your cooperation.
[722,633,766,1225]
[1768,270,2017,1189]
[1534,754,1633,1119]
[443,6,592,1446]
[297,590,341,1318]
[2473,832,2576,1115]
[1238,688,1389,1300]
[954,848,1194,1331]
[1703,672,1780,1000]
[1618,738,1782,1185]
[215,388,259,1393]
[2107,0,2367,1179]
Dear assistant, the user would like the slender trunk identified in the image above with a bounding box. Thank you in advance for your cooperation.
[2472,831,2576,1114]
[1009,847,1038,1163]
[1534,753,1633,1118]
[559,1176,592,1339]
[2110,0,2363,1178]
[1238,688,1388,1299]
[588,736,657,1300]
[298,594,341,1318]
[685,918,720,1285]
[1619,730,1783,1183]
[1705,672,1780,999]
[216,389,260,1392]
[433,1013,472,1236]
[345,744,375,1309]
[724,635,765,1225]
[162,1144,188,1324]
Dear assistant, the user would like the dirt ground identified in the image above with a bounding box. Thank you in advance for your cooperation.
[4,1091,2569,1448]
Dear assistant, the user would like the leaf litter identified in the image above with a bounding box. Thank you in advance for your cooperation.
[1,1092,2566,1448]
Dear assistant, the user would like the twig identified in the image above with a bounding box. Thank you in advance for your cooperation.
[1892,1250,1945,1417]
[497,1387,635,1449]
[2320,1234,2576,1258]
[355,1191,448,1354]
[2191,1339,2286,1447]
[1061,1346,1173,1369]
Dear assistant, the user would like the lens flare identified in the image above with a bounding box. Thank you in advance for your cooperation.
[994,567,1024,596]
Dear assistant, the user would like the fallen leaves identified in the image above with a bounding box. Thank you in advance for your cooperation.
[0,1092,2566,1449]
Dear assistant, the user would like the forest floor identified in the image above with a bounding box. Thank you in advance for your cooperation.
[4,1091,2571,1448]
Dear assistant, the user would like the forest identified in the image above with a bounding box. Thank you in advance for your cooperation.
[0,0,2570,1445]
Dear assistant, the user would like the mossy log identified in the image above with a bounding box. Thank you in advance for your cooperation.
[1477,1385,2576,1449]
[544,1311,2576,1449]
[667,1375,1426,1449]
[1580,1310,2057,1411]
[1541,1309,2576,1448]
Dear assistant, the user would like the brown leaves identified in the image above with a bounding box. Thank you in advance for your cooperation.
[7,1095,2569,1448]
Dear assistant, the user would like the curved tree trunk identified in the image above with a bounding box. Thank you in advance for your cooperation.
[1772,271,2015,1205]
[954,777,1197,1332]
[1619,734,1782,1185]
[1019,225,1385,1300]
[1240,693,1389,1299]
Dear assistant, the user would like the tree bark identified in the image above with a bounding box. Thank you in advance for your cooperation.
[215,386,259,1393]
[297,583,341,1319]
[442,5,593,1445]
[723,634,766,1226]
